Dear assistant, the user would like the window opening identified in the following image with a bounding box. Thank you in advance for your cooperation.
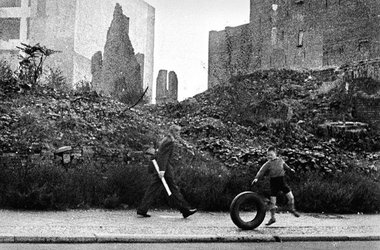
[0,18,21,40]
[0,0,21,8]
[297,30,304,47]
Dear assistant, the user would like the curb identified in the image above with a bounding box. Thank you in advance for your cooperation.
[96,234,276,243]
[0,234,379,243]
[273,235,380,242]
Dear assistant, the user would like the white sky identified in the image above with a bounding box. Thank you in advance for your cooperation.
[143,0,250,101]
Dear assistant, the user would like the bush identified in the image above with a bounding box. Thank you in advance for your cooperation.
[16,43,60,89]
[0,149,378,214]
[0,158,67,210]
[177,160,380,213]
[74,80,92,93]
[0,153,149,210]
[175,155,231,210]
[292,170,380,214]
[0,60,13,82]
[104,162,148,207]
[0,60,18,93]
[43,67,68,91]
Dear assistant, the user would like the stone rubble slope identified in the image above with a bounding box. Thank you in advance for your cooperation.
[148,69,380,175]
[0,69,379,176]
[0,86,159,157]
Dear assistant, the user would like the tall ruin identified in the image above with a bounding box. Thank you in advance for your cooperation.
[155,70,178,104]
[91,51,103,92]
[91,4,143,103]
[0,0,155,102]
[208,0,380,88]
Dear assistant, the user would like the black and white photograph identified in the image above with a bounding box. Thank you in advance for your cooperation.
[0,0,379,249]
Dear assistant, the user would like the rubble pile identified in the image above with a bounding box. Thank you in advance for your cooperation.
[149,69,380,174]
[0,68,379,176]
[0,86,158,155]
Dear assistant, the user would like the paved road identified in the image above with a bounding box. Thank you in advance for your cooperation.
[0,209,378,243]
[0,242,379,250]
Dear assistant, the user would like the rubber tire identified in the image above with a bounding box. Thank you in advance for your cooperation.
[230,191,266,230]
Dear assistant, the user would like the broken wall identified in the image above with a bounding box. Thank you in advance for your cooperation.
[155,70,178,104]
[343,59,380,130]
[354,96,380,130]
[99,3,143,103]
[209,0,380,88]
[342,59,380,82]
[208,24,259,88]
[74,0,155,102]
[0,0,155,101]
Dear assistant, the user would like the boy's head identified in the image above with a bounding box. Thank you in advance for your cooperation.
[266,146,277,160]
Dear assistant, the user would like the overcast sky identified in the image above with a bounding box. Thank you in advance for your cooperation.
[143,0,250,101]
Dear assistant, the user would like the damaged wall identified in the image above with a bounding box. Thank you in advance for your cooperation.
[90,4,143,103]
[0,0,155,102]
[74,0,154,102]
[155,70,178,104]
[100,4,142,101]
[344,61,380,130]
[354,97,380,130]
[209,0,380,88]
[342,59,380,82]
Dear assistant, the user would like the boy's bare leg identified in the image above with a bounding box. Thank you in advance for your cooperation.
[266,196,277,225]
[285,191,300,217]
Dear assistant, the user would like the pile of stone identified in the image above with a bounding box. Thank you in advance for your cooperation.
[0,68,378,176]
[149,69,379,174]
[0,86,158,155]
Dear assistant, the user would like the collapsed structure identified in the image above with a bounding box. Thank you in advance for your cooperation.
[91,4,143,103]
[155,70,178,104]
[0,0,155,102]
[208,0,380,88]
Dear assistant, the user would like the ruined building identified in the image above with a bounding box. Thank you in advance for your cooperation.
[91,4,143,103]
[0,0,155,102]
[155,70,178,104]
[208,0,380,88]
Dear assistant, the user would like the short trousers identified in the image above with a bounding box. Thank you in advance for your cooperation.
[270,176,290,196]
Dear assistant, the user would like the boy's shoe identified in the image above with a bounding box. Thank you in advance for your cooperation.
[289,209,300,217]
[265,218,276,226]
[182,208,197,218]
[137,211,151,218]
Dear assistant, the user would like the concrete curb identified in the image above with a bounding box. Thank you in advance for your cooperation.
[96,234,276,243]
[273,235,380,242]
[0,234,378,243]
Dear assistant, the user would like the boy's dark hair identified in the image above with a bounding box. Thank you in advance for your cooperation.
[267,146,277,152]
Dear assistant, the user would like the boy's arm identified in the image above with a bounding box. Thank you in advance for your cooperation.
[252,162,269,184]
[283,160,295,173]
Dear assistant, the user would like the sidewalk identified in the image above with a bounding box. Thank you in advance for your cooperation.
[0,209,379,243]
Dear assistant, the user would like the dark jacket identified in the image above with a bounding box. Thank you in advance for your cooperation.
[148,136,174,174]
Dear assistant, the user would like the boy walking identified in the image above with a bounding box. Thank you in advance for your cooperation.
[252,146,300,226]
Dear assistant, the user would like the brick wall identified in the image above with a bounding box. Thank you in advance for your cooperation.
[343,61,380,130]
[208,24,258,88]
[354,96,380,130]
[0,146,132,171]
[342,58,380,82]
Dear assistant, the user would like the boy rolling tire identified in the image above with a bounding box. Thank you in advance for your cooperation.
[230,191,266,230]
